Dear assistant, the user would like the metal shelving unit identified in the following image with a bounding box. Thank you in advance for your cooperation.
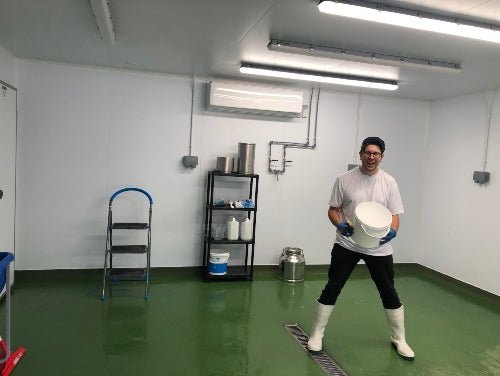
[203,171,259,282]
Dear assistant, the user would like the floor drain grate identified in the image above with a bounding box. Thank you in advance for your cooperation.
[285,324,347,376]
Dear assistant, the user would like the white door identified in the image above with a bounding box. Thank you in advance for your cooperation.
[0,81,17,294]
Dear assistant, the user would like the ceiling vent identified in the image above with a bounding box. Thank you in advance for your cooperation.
[207,80,303,117]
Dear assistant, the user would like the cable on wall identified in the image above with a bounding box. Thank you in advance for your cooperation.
[182,75,199,168]
[189,75,195,156]
[482,91,495,171]
[473,90,496,184]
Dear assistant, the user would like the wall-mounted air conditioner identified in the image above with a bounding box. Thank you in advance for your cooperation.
[207,80,303,117]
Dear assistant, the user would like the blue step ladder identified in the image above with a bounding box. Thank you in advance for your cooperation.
[101,188,153,300]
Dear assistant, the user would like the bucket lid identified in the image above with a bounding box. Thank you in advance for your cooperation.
[210,252,230,257]
[355,202,392,231]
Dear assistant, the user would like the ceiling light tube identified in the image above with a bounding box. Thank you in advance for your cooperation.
[90,0,115,44]
[240,63,398,91]
[318,0,500,44]
[268,39,461,72]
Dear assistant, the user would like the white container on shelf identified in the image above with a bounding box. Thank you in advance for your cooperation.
[240,217,253,241]
[227,216,239,240]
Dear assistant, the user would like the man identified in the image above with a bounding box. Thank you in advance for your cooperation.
[307,136,415,361]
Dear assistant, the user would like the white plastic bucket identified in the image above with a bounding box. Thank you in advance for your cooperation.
[352,201,392,248]
[209,252,230,275]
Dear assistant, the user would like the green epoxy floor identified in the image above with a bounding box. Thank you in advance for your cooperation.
[2,265,499,376]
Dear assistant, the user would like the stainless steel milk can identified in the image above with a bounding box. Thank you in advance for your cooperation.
[278,247,305,282]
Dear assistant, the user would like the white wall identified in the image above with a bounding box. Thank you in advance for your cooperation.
[201,92,427,265]
[419,91,500,295]
[0,44,16,86]
[352,95,428,262]
[16,60,201,269]
[14,59,427,271]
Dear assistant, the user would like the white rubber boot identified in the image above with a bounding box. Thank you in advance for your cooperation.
[385,305,415,361]
[307,301,334,353]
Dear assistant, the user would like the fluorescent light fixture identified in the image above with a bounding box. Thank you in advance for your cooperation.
[89,0,115,44]
[268,39,461,72]
[240,63,398,91]
[318,0,500,44]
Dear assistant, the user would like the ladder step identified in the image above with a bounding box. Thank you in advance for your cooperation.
[109,268,148,281]
[112,223,149,230]
[111,245,148,254]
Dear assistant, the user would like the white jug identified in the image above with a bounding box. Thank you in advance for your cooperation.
[226,216,239,240]
[240,217,253,241]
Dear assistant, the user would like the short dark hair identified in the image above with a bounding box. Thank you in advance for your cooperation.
[361,137,385,154]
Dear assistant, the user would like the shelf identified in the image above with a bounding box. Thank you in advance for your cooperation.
[205,236,253,245]
[203,171,258,282]
[209,205,256,211]
[206,266,252,280]
[210,171,258,178]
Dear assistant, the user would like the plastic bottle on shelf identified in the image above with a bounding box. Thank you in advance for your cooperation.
[240,216,253,241]
[227,216,239,240]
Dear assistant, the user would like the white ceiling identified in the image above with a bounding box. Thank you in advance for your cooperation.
[1,0,500,100]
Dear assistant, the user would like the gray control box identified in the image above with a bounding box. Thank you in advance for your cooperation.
[183,155,198,168]
[473,171,490,184]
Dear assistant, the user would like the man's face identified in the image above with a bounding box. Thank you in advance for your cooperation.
[359,144,383,174]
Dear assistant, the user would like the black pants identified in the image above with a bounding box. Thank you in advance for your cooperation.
[318,244,402,309]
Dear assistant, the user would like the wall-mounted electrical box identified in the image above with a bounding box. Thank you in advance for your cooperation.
[207,80,304,117]
[183,155,198,168]
[473,170,490,184]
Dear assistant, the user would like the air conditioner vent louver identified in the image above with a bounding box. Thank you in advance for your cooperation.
[207,80,303,117]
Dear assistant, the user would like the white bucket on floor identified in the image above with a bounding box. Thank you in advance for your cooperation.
[209,252,230,275]
[352,201,392,248]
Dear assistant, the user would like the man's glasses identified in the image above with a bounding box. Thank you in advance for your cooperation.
[361,151,382,158]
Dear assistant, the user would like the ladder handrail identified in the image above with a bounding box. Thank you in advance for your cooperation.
[0,252,14,270]
[109,188,153,204]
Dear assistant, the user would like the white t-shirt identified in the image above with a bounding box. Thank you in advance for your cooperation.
[329,167,404,256]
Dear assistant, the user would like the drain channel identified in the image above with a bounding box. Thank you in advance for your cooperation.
[285,324,347,376]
